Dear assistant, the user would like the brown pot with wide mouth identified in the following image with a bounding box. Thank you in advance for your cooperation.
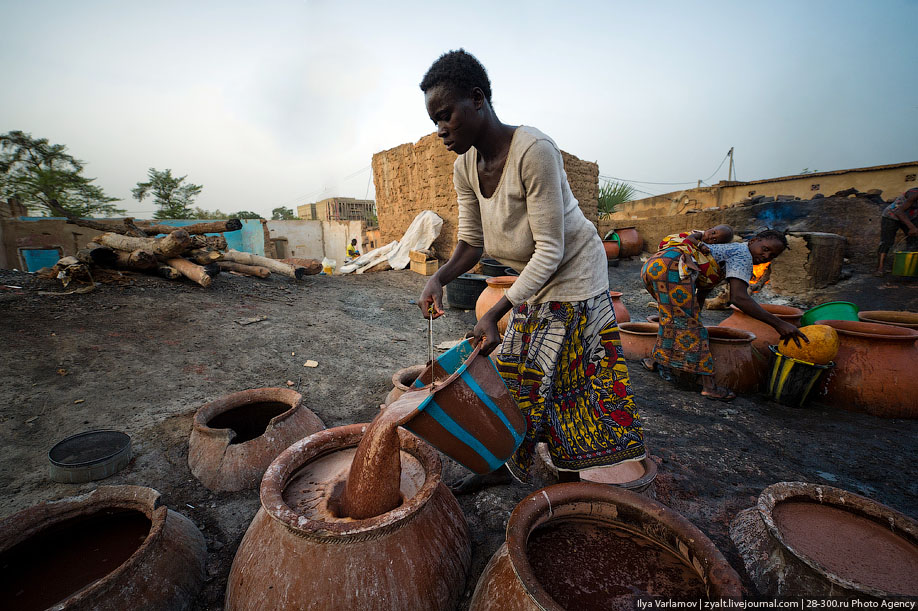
[469,483,742,610]
[812,319,918,418]
[383,364,426,406]
[707,326,763,393]
[225,423,471,610]
[730,481,918,598]
[0,485,206,611]
[618,321,659,361]
[476,276,517,335]
[857,310,918,329]
[608,290,631,323]
[188,387,325,492]
[719,303,804,355]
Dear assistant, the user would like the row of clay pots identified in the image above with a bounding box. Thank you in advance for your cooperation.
[602,227,643,260]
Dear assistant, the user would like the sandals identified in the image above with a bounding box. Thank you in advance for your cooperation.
[701,386,736,402]
[641,358,658,372]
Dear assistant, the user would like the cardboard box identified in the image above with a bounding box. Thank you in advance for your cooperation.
[410,258,439,276]
[409,249,430,263]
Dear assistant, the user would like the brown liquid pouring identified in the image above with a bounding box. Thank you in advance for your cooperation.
[338,389,431,519]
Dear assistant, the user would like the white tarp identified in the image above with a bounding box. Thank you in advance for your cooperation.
[387,211,443,270]
[338,240,398,274]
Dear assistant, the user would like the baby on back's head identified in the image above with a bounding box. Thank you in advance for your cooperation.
[701,225,734,244]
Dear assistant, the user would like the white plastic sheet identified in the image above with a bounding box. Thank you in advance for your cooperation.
[338,241,398,274]
[387,211,443,270]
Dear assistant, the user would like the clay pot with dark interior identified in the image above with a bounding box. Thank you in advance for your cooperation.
[617,321,659,361]
[383,364,426,406]
[719,303,804,355]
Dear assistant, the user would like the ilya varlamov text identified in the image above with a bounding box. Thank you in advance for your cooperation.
[636,602,916,610]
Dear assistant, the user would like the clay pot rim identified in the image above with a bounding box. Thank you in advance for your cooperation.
[618,321,659,336]
[391,364,426,392]
[580,456,659,491]
[728,303,804,318]
[484,275,517,288]
[192,387,303,438]
[816,319,918,341]
[705,326,757,344]
[260,423,442,540]
[608,290,623,298]
[504,483,742,605]
[0,485,168,606]
[856,310,918,329]
[756,481,918,597]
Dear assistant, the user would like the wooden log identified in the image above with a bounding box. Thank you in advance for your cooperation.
[75,245,117,267]
[223,249,306,279]
[93,229,192,258]
[165,258,212,287]
[187,248,223,265]
[280,257,322,275]
[203,262,220,278]
[114,249,157,270]
[46,199,136,235]
[217,261,271,278]
[189,234,228,251]
[157,263,181,280]
[122,217,148,237]
[137,219,242,235]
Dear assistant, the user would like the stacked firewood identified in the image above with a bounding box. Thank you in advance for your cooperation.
[46,200,319,288]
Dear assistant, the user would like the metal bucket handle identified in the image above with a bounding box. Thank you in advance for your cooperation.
[414,337,485,395]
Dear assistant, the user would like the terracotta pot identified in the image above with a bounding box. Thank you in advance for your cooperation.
[730,481,918,598]
[719,303,804,355]
[383,364,426,406]
[602,240,620,260]
[475,275,517,335]
[617,322,659,361]
[707,326,763,393]
[469,483,742,609]
[615,226,643,257]
[813,319,918,418]
[857,310,918,329]
[226,423,471,610]
[608,290,631,323]
[0,485,205,611]
[188,387,325,492]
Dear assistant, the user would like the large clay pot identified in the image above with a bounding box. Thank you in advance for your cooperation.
[857,310,918,329]
[708,326,764,393]
[730,481,918,598]
[615,226,643,257]
[719,303,804,355]
[602,240,620,260]
[475,275,517,335]
[813,319,918,418]
[608,290,631,323]
[0,485,206,610]
[383,364,426,406]
[188,388,325,492]
[618,321,659,361]
[226,423,471,610]
[469,483,742,609]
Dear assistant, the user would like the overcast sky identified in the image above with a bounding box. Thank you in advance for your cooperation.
[2,0,916,218]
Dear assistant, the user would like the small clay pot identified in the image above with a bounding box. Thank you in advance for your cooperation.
[707,326,763,393]
[475,275,517,335]
[608,290,631,323]
[857,310,918,329]
[383,364,426,406]
[813,319,918,418]
[617,321,659,361]
[0,485,206,611]
[719,303,804,355]
[730,481,918,598]
[188,387,325,492]
[469,483,742,609]
[602,240,620,260]
[226,424,471,610]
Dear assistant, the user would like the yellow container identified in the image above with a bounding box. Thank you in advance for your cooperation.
[892,251,918,277]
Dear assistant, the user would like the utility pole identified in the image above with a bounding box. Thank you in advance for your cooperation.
[727,147,735,182]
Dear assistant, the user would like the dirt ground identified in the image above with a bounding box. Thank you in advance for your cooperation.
[1,257,916,607]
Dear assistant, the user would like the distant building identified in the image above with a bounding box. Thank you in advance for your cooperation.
[297,197,376,224]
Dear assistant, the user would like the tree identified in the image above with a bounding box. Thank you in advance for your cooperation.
[271,206,296,220]
[598,180,636,215]
[132,168,203,219]
[0,130,124,217]
[190,207,229,220]
[233,210,263,219]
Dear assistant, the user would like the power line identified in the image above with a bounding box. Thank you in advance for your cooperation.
[599,150,733,190]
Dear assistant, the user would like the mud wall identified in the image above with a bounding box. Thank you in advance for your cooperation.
[372,132,599,261]
[265,220,362,261]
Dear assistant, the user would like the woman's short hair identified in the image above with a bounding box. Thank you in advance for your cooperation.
[420,49,492,103]
[754,229,789,249]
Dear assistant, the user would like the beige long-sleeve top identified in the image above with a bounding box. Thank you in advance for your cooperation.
[454,126,608,306]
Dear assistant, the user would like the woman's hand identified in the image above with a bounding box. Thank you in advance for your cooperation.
[775,320,810,349]
[419,276,444,319]
[471,311,502,356]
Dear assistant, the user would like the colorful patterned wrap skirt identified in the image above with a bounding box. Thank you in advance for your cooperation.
[641,249,715,376]
[494,292,645,482]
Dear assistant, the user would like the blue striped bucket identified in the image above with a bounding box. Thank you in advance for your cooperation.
[409,339,526,474]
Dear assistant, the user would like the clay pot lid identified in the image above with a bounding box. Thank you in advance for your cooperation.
[260,423,442,539]
[485,275,517,288]
[706,326,756,343]
[755,481,918,597]
[729,303,804,317]
[857,310,918,329]
[618,322,658,336]
[504,483,743,604]
[816,319,918,341]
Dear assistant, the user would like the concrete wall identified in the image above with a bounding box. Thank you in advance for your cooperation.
[610,162,918,221]
[265,219,363,262]
[372,132,600,261]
